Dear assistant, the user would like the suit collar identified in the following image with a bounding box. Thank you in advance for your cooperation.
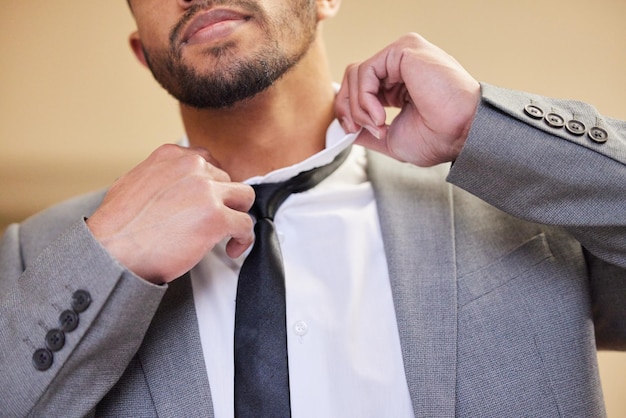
[367,151,458,417]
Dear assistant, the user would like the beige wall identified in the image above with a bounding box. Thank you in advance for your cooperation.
[1,0,624,414]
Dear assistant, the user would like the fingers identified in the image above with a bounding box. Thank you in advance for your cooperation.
[88,143,259,283]
[353,127,393,157]
[335,33,439,138]
[187,145,224,169]
[170,144,256,259]
[224,207,255,259]
[186,145,213,162]
[226,233,254,259]
[222,181,255,212]
[336,60,388,140]
[159,144,232,182]
[336,33,481,167]
[218,177,255,259]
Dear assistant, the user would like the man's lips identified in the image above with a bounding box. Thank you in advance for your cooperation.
[182,9,250,45]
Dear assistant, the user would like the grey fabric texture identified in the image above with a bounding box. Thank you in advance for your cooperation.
[0,84,624,417]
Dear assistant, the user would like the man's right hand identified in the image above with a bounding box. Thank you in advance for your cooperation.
[86,144,255,285]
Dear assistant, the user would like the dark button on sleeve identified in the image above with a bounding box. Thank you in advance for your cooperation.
[33,348,54,371]
[59,309,79,332]
[45,329,66,352]
[71,290,92,313]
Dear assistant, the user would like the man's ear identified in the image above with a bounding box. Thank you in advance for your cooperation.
[129,31,149,68]
[316,0,341,21]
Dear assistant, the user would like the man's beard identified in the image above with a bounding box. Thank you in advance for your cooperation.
[143,41,310,109]
[141,0,317,109]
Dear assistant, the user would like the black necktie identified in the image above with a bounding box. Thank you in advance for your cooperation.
[234,147,351,417]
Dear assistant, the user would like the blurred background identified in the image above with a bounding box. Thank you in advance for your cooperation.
[1,0,624,414]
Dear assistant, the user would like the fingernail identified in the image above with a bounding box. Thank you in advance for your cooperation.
[364,125,381,140]
[340,117,352,133]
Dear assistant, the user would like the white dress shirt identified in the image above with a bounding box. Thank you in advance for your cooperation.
[190,120,414,417]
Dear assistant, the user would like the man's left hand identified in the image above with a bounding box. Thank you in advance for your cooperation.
[335,33,481,167]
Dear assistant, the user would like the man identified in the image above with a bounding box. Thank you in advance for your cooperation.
[1,0,624,416]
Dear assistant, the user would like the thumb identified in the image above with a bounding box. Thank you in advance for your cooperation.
[353,126,400,161]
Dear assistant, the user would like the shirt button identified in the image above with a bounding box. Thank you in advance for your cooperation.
[59,310,79,332]
[32,348,54,371]
[293,320,308,337]
[71,290,91,313]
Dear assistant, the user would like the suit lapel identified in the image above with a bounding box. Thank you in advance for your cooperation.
[367,151,458,418]
[138,273,215,417]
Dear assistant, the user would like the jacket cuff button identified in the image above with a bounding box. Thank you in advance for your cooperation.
[566,120,586,136]
[544,112,565,128]
[32,348,54,371]
[524,104,544,119]
[45,329,66,352]
[59,309,79,332]
[71,290,92,313]
[588,127,609,143]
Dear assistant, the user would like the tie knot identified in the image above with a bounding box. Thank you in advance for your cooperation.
[250,182,288,220]
[249,146,352,221]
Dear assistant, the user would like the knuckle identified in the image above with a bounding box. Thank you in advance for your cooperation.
[198,177,220,197]
[210,166,231,182]
[185,153,209,172]
[346,62,359,71]
[243,213,254,229]
[402,32,424,46]
[151,143,181,159]
[243,184,255,201]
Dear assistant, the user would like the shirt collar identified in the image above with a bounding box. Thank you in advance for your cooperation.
[179,118,357,185]
[244,119,356,185]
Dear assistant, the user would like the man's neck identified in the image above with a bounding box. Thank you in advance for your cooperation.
[180,40,336,182]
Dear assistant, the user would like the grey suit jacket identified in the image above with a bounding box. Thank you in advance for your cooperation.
[1,84,625,417]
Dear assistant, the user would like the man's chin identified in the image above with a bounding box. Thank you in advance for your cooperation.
[173,81,268,110]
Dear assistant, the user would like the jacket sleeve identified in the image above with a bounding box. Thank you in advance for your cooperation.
[447,83,626,349]
[0,214,167,417]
